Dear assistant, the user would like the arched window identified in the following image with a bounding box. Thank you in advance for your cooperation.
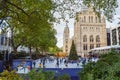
[66,45,68,48]
[84,16,86,22]
[89,16,90,22]
[96,44,100,47]
[99,18,101,23]
[83,44,87,50]
[90,44,94,49]
[80,17,81,20]
[90,35,94,42]
[96,35,100,42]
[95,17,97,23]
[91,16,93,22]
[66,41,68,44]
[83,35,87,42]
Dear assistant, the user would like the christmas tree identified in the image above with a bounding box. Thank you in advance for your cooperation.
[68,40,78,60]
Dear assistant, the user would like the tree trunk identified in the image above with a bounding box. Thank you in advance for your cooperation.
[35,47,39,53]
[29,45,32,59]
[13,47,17,54]
[10,27,21,54]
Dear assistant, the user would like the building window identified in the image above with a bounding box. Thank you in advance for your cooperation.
[83,35,87,42]
[84,16,86,22]
[90,44,94,49]
[96,44,100,47]
[83,27,85,29]
[99,18,101,23]
[112,29,117,45]
[95,17,97,23]
[91,16,93,22]
[96,35,100,42]
[80,17,81,22]
[83,44,87,50]
[90,35,94,42]
[83,45,85,50]
[118,27,120,44]
[66,45,68,48]
[66,41,68,44]
[96,27,98,30]
[89,16,90,22]
[107,33,111,46]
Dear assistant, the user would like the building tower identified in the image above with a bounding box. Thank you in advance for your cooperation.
[63,25,70,55]
[74,6,107,57]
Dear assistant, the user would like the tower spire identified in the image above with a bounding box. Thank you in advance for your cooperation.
[63,25,70,55]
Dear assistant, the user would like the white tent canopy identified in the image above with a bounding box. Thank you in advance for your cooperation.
[90,45,120,54]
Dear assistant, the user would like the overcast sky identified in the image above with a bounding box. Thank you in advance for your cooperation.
[54,0,120,48]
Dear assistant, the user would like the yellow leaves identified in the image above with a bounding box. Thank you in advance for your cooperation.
[0,70,22,80]
[1,70,9,76]
[0,78,2,80]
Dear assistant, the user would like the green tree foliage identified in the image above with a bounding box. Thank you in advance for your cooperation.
[0,69,55,80]
[79,50,120,80]
[57,74,70,80]
[27,69,54,80]
[0,70,22,80]
[68,40,78,60]
[0,0,57,55]
[48,46,62,54]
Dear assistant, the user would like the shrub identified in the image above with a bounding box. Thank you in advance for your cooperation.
[0,70,22,80]
[57,74,70,80]
[27,69,54,80]
[79,51,120,80]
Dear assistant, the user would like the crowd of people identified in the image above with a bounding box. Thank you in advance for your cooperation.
[32,56,99,68]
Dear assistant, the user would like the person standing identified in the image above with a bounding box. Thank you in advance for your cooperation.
[39,62,42,68]
[33,61,36,68]
[77,61,79,66]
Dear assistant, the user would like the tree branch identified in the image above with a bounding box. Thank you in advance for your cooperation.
[7,8,28,24]
[6,1,29,17]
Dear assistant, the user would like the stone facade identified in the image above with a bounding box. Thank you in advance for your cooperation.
[63,6,107,57]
